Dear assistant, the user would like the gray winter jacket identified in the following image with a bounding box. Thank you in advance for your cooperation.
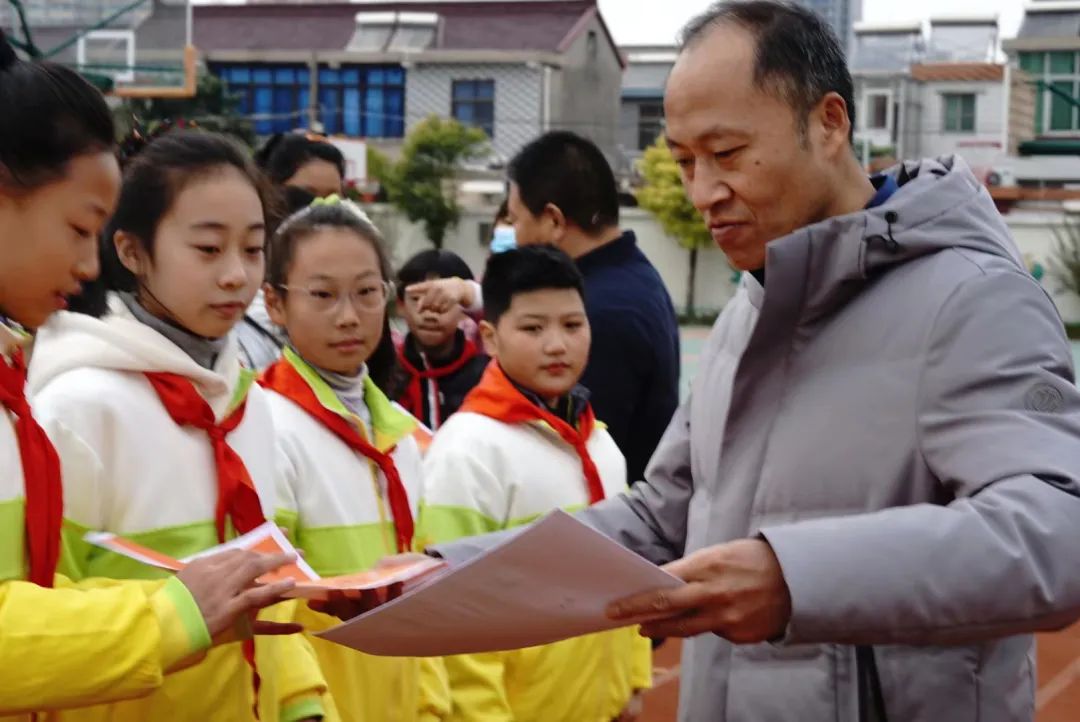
[435,157,1080,721]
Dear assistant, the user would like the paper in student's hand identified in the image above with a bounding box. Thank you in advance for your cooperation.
[84,522,445,599]
[315,510,685,657]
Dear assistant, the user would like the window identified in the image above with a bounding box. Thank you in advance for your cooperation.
[942,93,976,133]
[212,64,311,136]
[1018,51,1080,134]
[637,102,664,150]
[317,65,406,138]
[452,80,495,137]
[865,92,890,130]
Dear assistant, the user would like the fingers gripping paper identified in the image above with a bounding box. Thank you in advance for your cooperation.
[85,522,444,599]
[316,510,685,657]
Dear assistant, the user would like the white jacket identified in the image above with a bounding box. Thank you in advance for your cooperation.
[27,297,330,722]
[265,348,450,722]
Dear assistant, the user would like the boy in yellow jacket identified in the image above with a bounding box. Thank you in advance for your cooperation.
[419,246,651,721]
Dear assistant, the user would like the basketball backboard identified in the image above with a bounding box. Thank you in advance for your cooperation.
[0,0,196,98]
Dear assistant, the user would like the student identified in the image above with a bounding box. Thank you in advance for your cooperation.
[240,133,345,371]
[419,245,651,722]
[28,131,331,722]
[256,132,346,202]
[393,250,488,431]
[259,198,450,722]
[0,30,299,718]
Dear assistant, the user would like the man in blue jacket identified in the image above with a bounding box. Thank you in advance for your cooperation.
[504,131,681,483]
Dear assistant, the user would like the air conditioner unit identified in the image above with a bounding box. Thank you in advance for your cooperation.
[982,167,1017,188]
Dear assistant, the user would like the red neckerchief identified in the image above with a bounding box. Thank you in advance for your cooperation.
[259,358,414,553]
[0,349,63,587]
[143,372,265,717]
[459,362,605,504]
[397,335,479,428]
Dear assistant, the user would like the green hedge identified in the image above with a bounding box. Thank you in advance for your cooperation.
[1067,323,1080,340]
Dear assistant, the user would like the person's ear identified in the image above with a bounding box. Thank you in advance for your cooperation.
[542,203,568,244]
[264,283,288,327]
[113,231,145,278]
[814,91,852,159]
[479,320,498,357]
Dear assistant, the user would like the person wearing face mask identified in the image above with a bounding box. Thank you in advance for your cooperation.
[489,201,517,255]
[409,145,682,485]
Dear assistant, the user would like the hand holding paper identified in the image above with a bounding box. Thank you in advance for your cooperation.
[315,510,686,656]
[85,522,447,602]
[605,538,792,644]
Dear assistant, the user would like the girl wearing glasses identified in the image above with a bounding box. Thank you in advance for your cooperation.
[259,198,450,722]
[28,130,330,722]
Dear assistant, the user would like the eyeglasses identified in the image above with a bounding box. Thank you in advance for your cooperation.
[278,281,393,314]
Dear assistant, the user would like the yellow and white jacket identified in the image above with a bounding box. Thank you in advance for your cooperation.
[0,324,211,720]
[266,348,450,722]
[27,299,333,722]
[419,408,652,722]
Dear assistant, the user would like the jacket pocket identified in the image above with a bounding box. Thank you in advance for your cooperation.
[873,644,979,722]
[724,643,840,722]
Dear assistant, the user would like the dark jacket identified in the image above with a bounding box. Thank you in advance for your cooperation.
[396,330,489,430]
[576,231,680,482]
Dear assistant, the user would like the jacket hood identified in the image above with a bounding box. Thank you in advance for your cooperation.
[28,294,244,418]
[747,156,1023,318]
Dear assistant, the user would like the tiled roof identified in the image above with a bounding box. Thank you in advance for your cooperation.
[910,62,1005,82]
[193,1,605,55]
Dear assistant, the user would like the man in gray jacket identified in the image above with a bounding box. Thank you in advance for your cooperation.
[430,1,1080,720]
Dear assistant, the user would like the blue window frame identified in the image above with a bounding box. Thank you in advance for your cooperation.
[452,79,494,137]
[317,65,405,138]
[210,63,310,136]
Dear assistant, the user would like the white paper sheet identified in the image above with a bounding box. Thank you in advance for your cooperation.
[316,509,684,656]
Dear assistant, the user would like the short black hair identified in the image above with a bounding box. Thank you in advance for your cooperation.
[482,245,584,324]
[0,29,115,191]
[255,133,346,186]
[396,249,474,301]
[680,0,855,141]
[507,131,619,234]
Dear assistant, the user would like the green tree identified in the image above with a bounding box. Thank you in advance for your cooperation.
[116,73,254,147]
[1051,222,1080,298]
[382,116,488,248]
[636,134,713,316]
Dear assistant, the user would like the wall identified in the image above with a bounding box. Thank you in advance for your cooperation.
[405,63,543,162]
[916,79,1007,167]
[550,14,623,162]
[1007,213,1080,324]
[1008,68,1037,155]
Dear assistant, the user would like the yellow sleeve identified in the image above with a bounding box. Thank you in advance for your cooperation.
[629,631,653,691]
[417,656,451,721]
[259,599,333,722]
[443,652,513,722]
[0,574,211,714]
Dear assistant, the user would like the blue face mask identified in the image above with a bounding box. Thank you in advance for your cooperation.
[490,226,517,254]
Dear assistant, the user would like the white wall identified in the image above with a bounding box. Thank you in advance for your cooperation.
[364,204,1080,325]
[917,79,1006,167]
[1006,214,1080,324]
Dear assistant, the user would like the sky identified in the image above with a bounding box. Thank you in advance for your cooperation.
[598,0,1025,47]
